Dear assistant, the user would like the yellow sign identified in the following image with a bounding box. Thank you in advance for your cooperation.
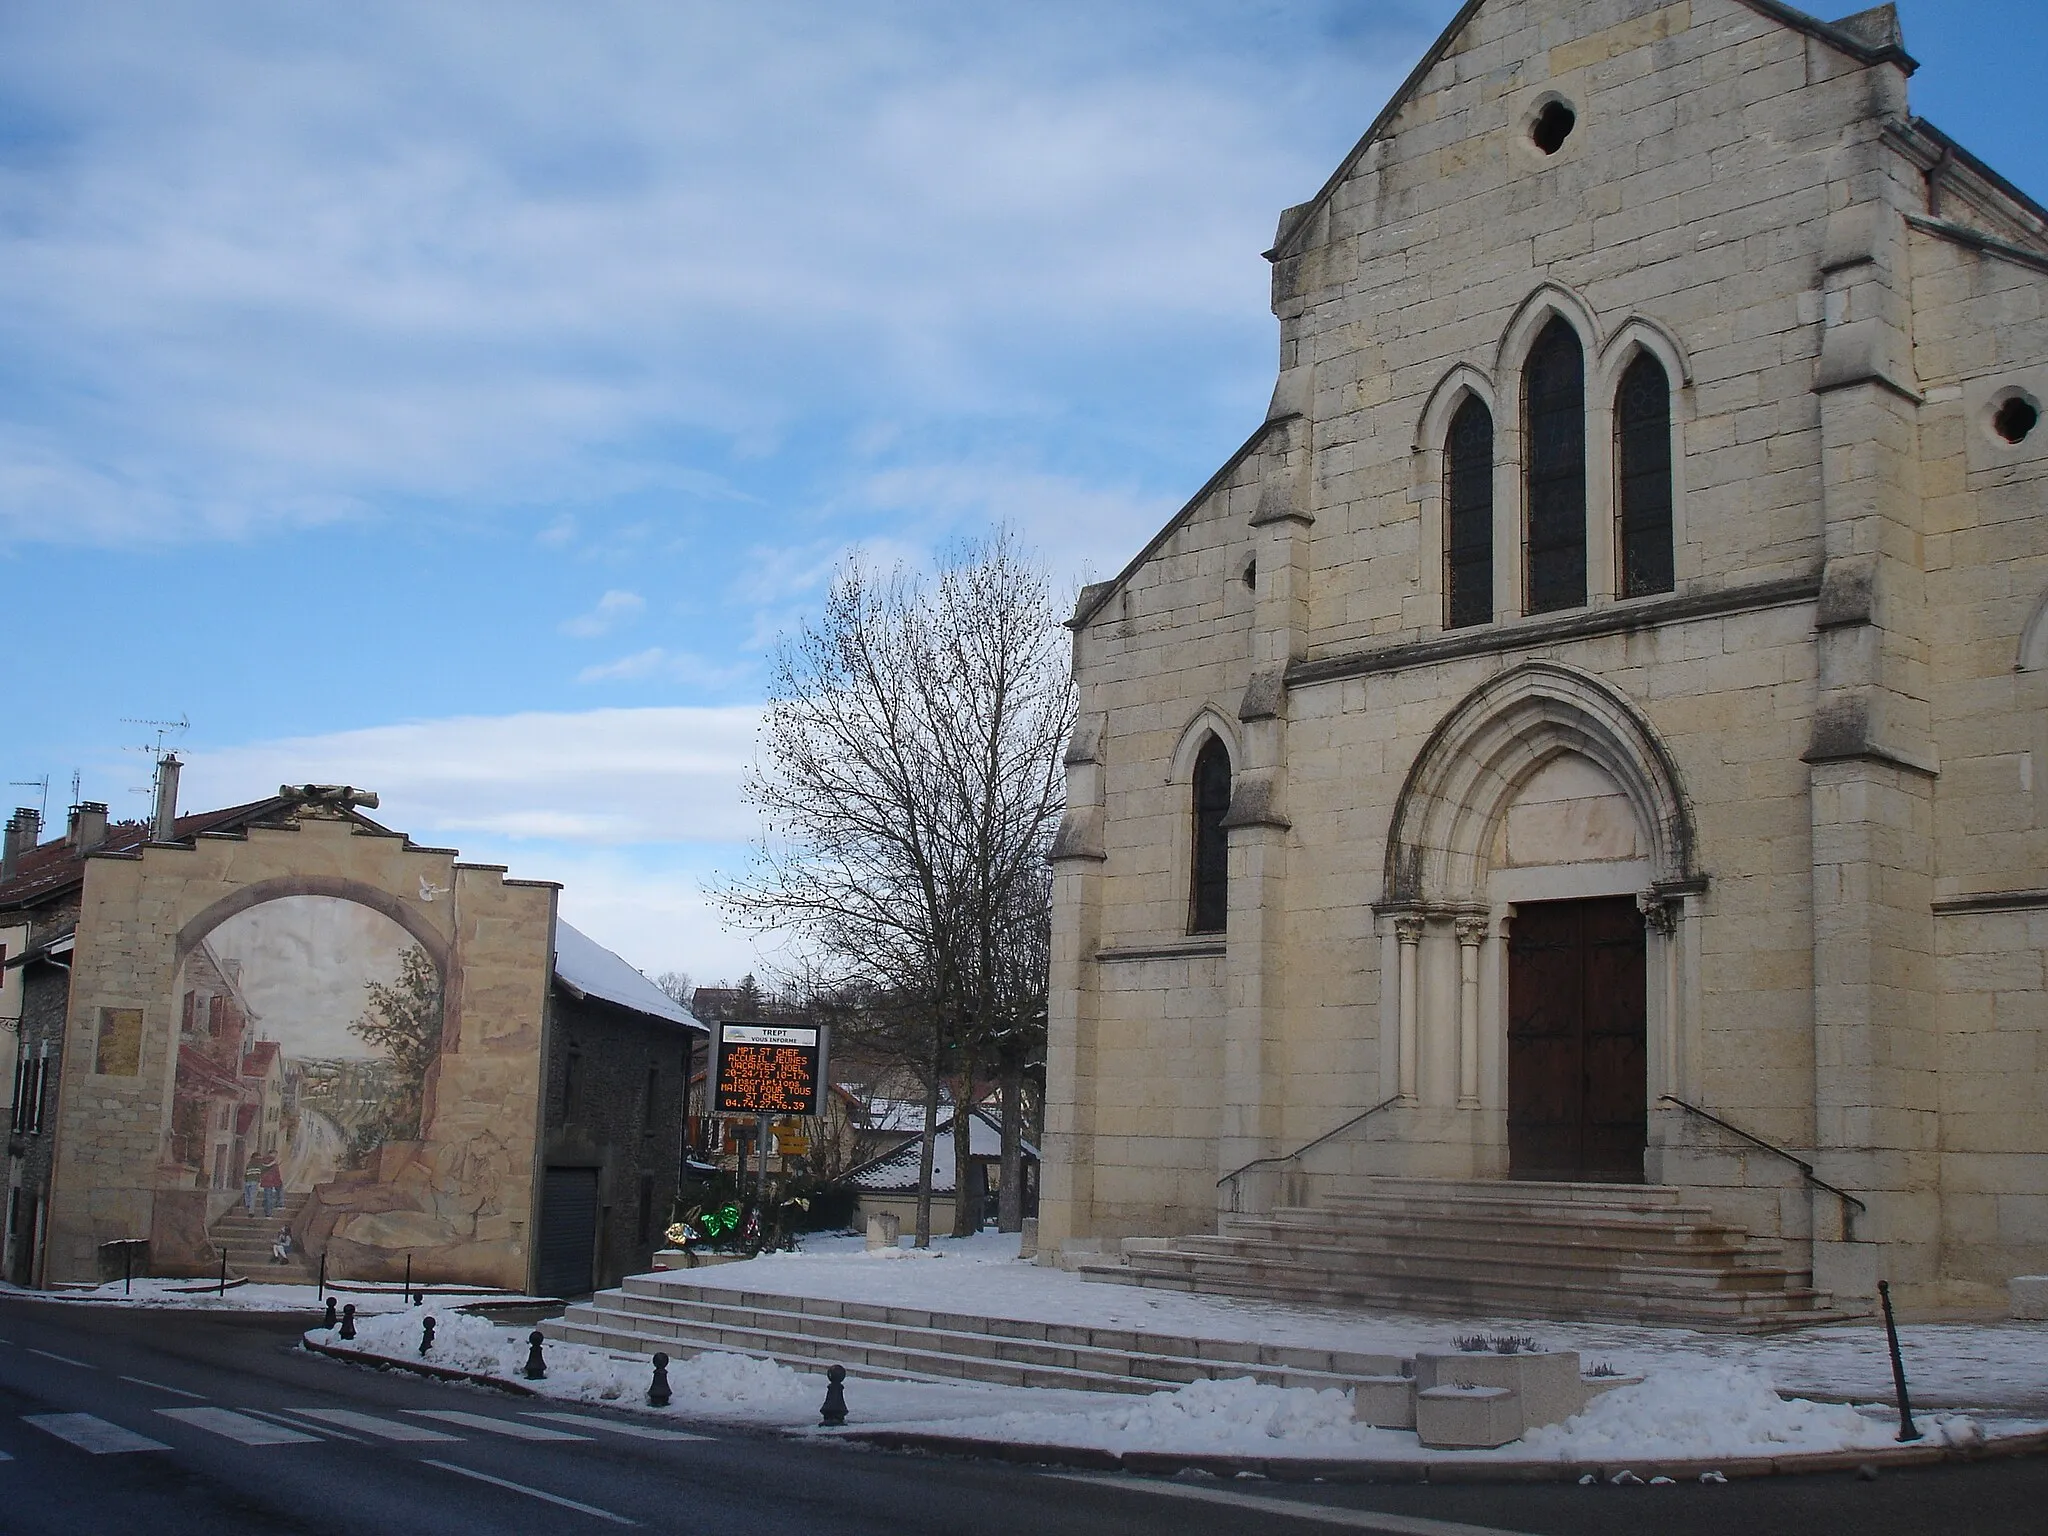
[773,1132,810,1156]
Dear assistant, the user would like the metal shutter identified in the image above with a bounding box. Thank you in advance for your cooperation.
[536,1167,599,1298]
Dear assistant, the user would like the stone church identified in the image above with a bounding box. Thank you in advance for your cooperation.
[1043,0,2048,1315]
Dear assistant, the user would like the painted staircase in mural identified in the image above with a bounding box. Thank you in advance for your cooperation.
[1073,1178,1849,1332]
[208,1193,317,1283]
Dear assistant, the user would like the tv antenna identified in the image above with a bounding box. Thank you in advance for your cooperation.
[121,715,190,758]
[7,776,49,823]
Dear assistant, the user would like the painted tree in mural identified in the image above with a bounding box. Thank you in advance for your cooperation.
[349,944,444,1149]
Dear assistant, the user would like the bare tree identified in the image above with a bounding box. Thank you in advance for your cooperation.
[717,528,1072,1244]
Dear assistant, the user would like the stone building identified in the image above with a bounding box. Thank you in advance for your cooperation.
[1044,0,2048,1312]
[0,785,704,1295]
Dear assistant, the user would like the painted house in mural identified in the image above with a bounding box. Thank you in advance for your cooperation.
[0,782,706,1296]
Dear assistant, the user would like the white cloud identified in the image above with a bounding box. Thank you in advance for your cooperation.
[560,588,645,637]
[575,648,754,690]
[180,705,763,847]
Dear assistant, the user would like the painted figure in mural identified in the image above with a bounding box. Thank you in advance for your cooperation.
[271,1226,293,1265]
[260,1155,283,1217]
[242,1151,264,1214]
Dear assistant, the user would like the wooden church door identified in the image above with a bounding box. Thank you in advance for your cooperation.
[1506,896,1647,1183]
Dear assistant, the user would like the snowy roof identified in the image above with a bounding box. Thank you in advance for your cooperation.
[552,919,706,1034]
[845,1108,1038,1195]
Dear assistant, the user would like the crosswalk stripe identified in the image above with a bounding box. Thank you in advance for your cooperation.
[524,1411,709,1442]
[405,1409,589,1442]
[24,1413,170,1455]
[119,1375,206,1401]
[292,1409,462,1442]
[157,1407,320,1446]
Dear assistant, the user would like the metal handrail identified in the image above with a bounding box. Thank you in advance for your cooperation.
[1659,1093,1866,1238]
[1217,1094,1403,1213]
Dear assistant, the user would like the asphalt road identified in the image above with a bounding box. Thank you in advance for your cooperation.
[1,1295,2044,1536]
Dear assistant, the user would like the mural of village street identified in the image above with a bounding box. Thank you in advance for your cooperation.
[162,895,443,1275]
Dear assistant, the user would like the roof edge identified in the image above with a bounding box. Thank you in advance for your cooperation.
[1069,416,1289,633]
[1268,0,1916,265]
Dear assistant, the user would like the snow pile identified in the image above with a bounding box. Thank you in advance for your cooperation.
[1523,1366,1898,1460]
[1021,1378,1361,1451]
[322,1305,817,1416]
[4,1277,523,1314]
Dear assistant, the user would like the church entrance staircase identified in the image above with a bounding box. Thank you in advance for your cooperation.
[1074,1177,1849,1331]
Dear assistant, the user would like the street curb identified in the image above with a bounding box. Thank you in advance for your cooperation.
[299,1333,537,1397]
[839,1425,2048,1483]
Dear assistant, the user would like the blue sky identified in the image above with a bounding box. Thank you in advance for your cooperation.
[2,1,2041,981]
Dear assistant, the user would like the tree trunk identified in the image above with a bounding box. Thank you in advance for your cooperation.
[998,1054,1024,1234]
[951,1061,978,1238]
[913,1041,942,1248]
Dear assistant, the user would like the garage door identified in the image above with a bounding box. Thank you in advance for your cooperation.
[537,1167,599,1297]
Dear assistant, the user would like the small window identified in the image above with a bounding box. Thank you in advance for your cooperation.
[1524,316,1588,614]
[1994,394,2039,445]
[1189,736,1232,935]
[1616,351,1676,598]
[1530,99,1577,155]
[1444,395,1495,628]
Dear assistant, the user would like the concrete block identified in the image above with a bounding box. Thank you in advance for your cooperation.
[2010,1275,2048,1320]
[1413,1350,1585,1430]
[1019,1216,1039,1259]
[865,1212,901,1252]
[1416,1385,1522,1449]
[1351,1375,1417,1429]
[1581,1371,1646,1404]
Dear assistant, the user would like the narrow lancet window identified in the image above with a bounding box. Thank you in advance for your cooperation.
[1524,317,1587,614]
[1190,735,1232,935]
[1445,395,1495,628]
[1617,351,1675,598]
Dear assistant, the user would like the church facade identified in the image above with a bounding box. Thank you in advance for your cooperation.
[1042,0,2048,1308]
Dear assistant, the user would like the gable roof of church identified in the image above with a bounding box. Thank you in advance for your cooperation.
[1267,1,1917,264]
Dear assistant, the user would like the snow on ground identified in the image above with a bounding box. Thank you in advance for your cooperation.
[2,1277,543,1315]
[657,1230,2048,1417]
[320,1301,2017,1464]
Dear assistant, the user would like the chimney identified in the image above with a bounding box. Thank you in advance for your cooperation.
[2,807,41,884]
[151,754,182,842]
[67,800,109,854]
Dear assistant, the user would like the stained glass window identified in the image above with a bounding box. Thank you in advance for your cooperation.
[1445,395,1495,628]
[1617,352,1675,598]
[1190,736,1232,935]
[1524,317,1587,614]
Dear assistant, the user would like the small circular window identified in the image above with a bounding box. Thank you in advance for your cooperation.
[1530,99,1577,155]
[1993,393,2040,446]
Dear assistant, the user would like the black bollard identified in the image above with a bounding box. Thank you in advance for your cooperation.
[339,1303,357,1341]
[523,1330,548,1381]
[1878,1280,1922,1442]
[405,1253,413,1299]
[123,1241,133,1297]
[819,1363,848,1427]
[218,1248,228,1295]
[318,1251,327,1301]
[648,1352,672,1408]
[324,1296,338,1331]
[420,1316,436,1356]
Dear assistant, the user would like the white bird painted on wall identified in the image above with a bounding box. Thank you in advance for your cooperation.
[418,875,451,903]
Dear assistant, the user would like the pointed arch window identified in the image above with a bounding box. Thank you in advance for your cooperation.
[1524,316,1587,614]
[1445,395,1495,629]
[1189,736,1232,935]
[1617,351,1675,598]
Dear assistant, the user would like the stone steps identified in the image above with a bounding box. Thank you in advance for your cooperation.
[208,1197,316,1281]
[1082,1177,1849,1332]
[541,1279,1404,1396]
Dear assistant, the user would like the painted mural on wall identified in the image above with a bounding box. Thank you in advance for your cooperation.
[158,895,476,1279]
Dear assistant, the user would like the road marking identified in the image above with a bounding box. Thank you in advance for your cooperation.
[157,1407,321,1446]
[406,1409,589,1441]
[23,1413,170,1455]
[119,1375,206,1401]
[422,1459,636,1525]
[1043,1473,1539,1536]
[524,1411,709,1442]
[27,1348,95,1369]
[293,1408,461,1442]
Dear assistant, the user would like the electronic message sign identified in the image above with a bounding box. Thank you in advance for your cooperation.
[712,1022,828,1117]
